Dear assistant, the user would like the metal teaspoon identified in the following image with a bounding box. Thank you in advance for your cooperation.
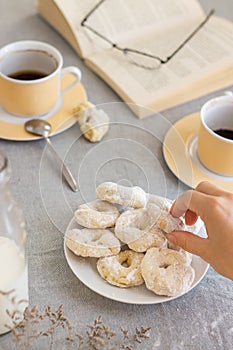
[24,119,78,192]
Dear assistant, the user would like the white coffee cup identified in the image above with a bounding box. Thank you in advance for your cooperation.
[0,40,82,117]
[197,92,233,176]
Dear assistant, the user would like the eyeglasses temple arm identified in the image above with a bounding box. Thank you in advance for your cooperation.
[165,9,215,62]
[81,0,106,25]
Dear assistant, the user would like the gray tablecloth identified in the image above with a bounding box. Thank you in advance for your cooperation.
[0,1,233,349]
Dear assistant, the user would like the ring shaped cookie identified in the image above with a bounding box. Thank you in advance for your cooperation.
[65,228,121,258]
[97,250,144,287]
[146,197,184,233]
[146,195,204,234]
[141,247,195,297]
[115,208,167,252]
[167,241,192,265]
[74,200,119,229]
[147,196,203,234]
[96,182,147,208]
[129,226,167,252]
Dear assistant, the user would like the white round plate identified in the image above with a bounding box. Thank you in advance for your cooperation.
[64,216,209,304]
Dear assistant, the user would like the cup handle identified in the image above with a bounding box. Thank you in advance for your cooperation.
[61,66,82,94]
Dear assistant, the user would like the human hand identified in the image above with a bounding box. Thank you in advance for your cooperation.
[167,181,233,280]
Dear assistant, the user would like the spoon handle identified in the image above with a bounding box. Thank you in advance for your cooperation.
[45,137,78,192]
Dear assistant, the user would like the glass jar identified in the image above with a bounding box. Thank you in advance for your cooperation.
[0,150,28,335]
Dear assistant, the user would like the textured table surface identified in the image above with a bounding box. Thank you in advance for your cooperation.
[0,1,233,349]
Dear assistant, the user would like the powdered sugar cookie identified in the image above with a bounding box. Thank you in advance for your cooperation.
[74,200,119,229]
[146,196,184,233]
[167,241,192,265]
[96,182,147,208]
[147,195,204,235]
[65,228,121,258]
[74,102,109,142]
[129,227,167,252]
[147,195,173,211]
[115,208,167,252]
[97,250,144,287]
[141,247,195,297]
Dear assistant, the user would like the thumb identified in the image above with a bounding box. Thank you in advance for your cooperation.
[167,230,209,258]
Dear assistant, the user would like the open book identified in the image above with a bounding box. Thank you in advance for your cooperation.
[36,0,233,118]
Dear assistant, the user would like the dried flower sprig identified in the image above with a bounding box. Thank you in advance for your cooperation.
[120,325,151,349]
[0,288,28,337]
[0,290,151,349]
[86,315,116,349]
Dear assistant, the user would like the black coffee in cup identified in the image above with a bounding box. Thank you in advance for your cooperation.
[9,70,47,80]
[213,129,233,140]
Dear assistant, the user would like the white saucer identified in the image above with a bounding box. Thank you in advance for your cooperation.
[163,112,233,191]
[0,73,87,141]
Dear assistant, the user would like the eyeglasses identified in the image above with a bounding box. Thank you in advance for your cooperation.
[81,0,215,69]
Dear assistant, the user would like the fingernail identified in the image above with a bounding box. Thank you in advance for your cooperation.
[167,233,177,244]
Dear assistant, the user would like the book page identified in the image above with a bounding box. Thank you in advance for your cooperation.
[54,0,204,57]
[86,16,233,108]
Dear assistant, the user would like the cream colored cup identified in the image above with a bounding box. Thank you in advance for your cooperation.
[0,40,82,117]
[197,93,233,176]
